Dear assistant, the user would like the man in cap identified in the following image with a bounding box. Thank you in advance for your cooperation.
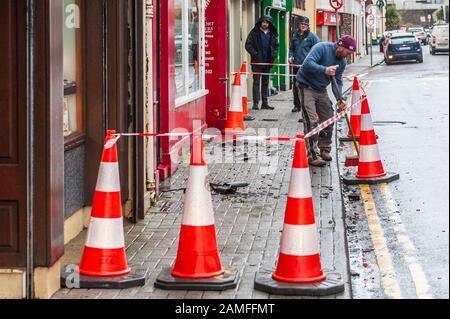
[296,35,357,167]
[289,16,319,113]
[245,15,279,111]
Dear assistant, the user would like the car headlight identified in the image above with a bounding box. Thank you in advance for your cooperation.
[389,55,394,59]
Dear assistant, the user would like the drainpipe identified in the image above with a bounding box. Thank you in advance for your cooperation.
[26,0,35,300]
[103,0,108,132]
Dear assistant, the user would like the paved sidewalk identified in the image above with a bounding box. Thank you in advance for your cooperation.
[54,89,353,300]
[53,53,385,300]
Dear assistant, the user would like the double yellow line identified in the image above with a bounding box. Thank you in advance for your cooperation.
[351,81,432,299]
[360,185,432,299]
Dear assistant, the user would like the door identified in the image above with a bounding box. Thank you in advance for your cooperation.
[0,0,27,267]
[205,0,229,131]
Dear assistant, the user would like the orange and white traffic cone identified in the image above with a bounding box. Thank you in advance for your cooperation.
[342,77,361,166]
[155,134,239,290]
[343,97,400,185]
[225,72,246,133]
[241,62,255,122]
[78,130,130,277]
[61,130,148,288]
[255,135,344,296]
[342,76,362,142]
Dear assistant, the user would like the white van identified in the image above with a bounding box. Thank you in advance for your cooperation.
[430,24,449,55]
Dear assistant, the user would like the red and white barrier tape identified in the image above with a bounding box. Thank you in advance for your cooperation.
[304,95,368,139]
[250,62,302,68]
[232,71,296,77]
[106,97,367,148]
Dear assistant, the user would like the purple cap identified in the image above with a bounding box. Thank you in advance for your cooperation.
[338,35,357,52]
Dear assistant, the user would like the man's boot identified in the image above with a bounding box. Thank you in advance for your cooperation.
[291,107,301,113]
[320,150,333,162]
[252,103,259,110]
[309,157,327,167]
[261,104,275,110]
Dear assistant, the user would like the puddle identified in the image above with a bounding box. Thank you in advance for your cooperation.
[372,121,407,127]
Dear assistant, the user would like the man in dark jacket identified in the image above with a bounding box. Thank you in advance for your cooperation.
[245,15,279,110]
[289,16,319,113]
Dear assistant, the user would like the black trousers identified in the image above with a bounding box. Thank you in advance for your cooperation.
[292,67,301,109]
[252,66,271,106]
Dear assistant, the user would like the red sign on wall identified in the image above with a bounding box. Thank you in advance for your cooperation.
[205,0,228,131]
[316,11,343,26]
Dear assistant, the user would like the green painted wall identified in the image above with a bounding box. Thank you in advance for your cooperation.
[263,0,293,90]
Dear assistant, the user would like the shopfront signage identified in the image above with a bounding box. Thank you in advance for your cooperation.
[316,11,343,26]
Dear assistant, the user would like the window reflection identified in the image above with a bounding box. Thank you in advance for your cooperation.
[63,0,83,138]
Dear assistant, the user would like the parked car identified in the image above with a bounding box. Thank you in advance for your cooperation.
[384,32,423,65]
[408,26,428,45]
[429,24,449,55]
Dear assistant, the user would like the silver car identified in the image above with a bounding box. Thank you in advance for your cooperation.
[430,24,449,55]
[408,26,428,45]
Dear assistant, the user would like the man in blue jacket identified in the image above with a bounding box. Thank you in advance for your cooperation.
[289,16,319,113]
[296,35,357,167]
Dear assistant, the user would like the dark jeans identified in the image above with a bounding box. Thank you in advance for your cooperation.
[252,66,271,106]
[292,67,300,109]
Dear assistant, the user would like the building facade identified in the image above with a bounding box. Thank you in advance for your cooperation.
[316,0,368,62]
[0,0,143,299]
[0,0,236,299]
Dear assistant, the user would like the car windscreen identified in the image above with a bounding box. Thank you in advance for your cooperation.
[390,36,417,45]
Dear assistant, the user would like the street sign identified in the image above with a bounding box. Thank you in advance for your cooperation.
[329,0,344,10]
[366,14,375,28]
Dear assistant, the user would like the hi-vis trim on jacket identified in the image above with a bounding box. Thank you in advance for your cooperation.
[361,114,375,132]
[96,162,121,192]
[359,144,382,163]
[280,224,320,256]
[182,165,215,227]
[229,84,243,113]
[85,217,125,249]
[288,168,313,198]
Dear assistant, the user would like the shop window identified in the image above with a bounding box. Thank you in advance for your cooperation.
[174,0,205,104]
[63,0,84,142]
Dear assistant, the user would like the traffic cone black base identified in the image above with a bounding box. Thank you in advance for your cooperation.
[343,172,400,185]
[154,267,240,291]
[254,268,344,296]
[61,264,149,289]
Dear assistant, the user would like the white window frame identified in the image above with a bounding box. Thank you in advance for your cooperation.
[175,0,208,108]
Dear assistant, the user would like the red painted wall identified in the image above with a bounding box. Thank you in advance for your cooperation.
[158,0,207,180]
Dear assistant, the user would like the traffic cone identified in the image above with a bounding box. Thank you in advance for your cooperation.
[273,136,326,283]
[356,96,386,179]
[61,130,149,289]
[225,72,246,133]
[340,76,362,143]
[155,134,239,290]
[241,62,255,121]
[348,76,362,139]
[78,130,130,277]
[343,97,400,185]
[254,135,345,296]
